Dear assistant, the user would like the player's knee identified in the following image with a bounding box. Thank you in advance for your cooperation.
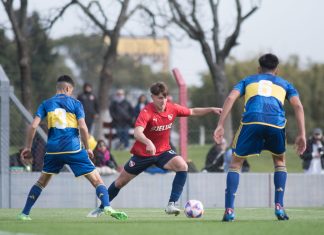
[174,160,188,172]
[114,179,126,188]
[114,175,131,188]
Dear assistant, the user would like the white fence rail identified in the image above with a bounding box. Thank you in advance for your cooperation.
[8,172,324,209]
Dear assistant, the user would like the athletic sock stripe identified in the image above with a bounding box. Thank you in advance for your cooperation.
[35,182,44,190]
[96,184,106,189]
[228,168,240,174]
[274,166,287,172]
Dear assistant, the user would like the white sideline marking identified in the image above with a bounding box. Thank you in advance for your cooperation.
[0,231,35,235]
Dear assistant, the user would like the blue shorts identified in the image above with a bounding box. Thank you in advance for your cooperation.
[124,150,178,175]
[232,124,286,158]
[43,149,96,177]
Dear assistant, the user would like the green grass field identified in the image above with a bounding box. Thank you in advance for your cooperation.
[112,144,303,172]
[1,208,324,235]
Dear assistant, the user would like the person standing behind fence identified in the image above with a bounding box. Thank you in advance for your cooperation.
[214,53,306,222]
[77,83,99,133]
[134,94,148,118]
[300,128,324,174]
[17,75,127,221]
[109,89,134,150]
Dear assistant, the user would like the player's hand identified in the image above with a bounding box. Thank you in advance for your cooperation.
[213,126,224,144]
[87,149,94,159]
[212,108,223,115]
[295,134,306,155]
[20,148,31,159]
[145,141,156,155]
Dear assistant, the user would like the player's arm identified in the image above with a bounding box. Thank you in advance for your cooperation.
[213,90,241,144]
[78,118,94,158]
[21,116,41,159]
[190,107,222,116]
[134,126,156,155]
[289,96,306,154]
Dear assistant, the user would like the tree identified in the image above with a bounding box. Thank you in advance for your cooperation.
[162,0,259,140]
[50,0,146,138]
[1,0,32,111]
[55,34,174,91]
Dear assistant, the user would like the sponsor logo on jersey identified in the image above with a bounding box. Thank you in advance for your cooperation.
[153,118,157,122]
[167,114,173,120]
[150,123,172,131]
[129,160,135,167]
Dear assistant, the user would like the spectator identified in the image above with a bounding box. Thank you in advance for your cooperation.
[77,83,99,132]
[300,128,324,174]
[134,94,148,118]
[203,139,249,173]
[93,140,119,175]
[202,138,228,172]
[223,148,250,173]
[109,89,134,149]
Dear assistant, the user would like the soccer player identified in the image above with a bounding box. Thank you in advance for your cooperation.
[87,82,222,217]
[213,53,306,221]
[17,75,127,221]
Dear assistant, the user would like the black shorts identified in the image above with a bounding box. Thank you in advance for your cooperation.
[124,150,178,175]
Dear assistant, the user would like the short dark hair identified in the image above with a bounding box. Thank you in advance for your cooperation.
[56,75,74,87]
[258,53,279,71]
[150,82,168,97]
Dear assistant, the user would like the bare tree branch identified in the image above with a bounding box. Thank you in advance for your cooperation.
[88,0,108,26]
[44,0,76,31]
[74,0,111,36]
[209,0,220,55]
[221,0,258,59]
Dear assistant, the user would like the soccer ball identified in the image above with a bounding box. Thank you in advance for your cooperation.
[184,200,204,218]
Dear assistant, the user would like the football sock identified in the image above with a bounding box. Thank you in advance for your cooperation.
[98,182,120,209]
[274,166,287,207]
[169,171,187,202]
[108,181,120,202]
[22,183,43,215]
[96,184,110,207]
[225,169,240,209]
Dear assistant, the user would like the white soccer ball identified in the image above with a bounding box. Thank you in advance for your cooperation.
[184,200,204,218]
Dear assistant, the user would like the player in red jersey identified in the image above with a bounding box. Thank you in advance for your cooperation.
[87,82,222,217]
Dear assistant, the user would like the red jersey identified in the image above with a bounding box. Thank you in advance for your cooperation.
[131,102,191,157]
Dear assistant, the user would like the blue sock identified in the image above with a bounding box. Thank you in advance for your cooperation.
[274,166,287,207]
[169,171,187,202]
[22,183,43,215]
[225,170,240,209]
[96,184,109,208]
[99,182,120,209]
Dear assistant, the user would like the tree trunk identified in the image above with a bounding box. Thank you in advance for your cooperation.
[213,63,234,143]
[94,37,118,139]
[17,38,32,112]
[201,46,234,142]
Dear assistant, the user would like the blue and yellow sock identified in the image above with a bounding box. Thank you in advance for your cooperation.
[169,171,187,202]
[274,166,287,207]
[225,169,240,209]
[22,183,43,215]
[96,184,109,207]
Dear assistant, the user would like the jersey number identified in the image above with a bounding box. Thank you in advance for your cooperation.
[258,80,273,97]
[54,108,67,129]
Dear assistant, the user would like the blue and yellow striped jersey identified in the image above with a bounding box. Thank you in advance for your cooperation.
[234,73,299,128]
[35,94,85,154]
